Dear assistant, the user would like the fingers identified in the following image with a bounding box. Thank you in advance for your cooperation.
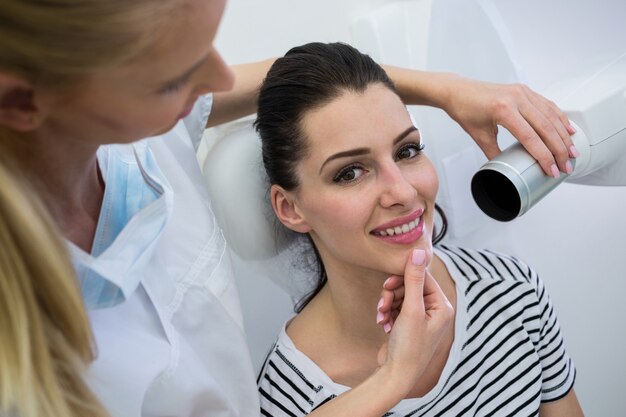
[498,84,576,177]
[377,250,453,383]
[444,78,577,176]
[422,269,444,299]
[376,288,394,328]
[382,275,404,291]
[520,100,573,174]
[528,89,577,139]
[377,250,454,333]
[377,276,404,330]
[473,130,502,160]
[376,249,427,332]
[400,249,427,315]
[422,271,453,324]
[391,293,403,311]
[380,276,404,311]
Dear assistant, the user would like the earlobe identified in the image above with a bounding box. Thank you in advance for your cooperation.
[0,73,45,132]
[270,185,311,233]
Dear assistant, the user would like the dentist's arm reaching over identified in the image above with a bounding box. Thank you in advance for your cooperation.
[208,59,577,178]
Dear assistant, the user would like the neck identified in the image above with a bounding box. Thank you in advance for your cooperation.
[0,125,104,250]
[313,250,454,348]
[293,251,456,390]
[315,266,391,347]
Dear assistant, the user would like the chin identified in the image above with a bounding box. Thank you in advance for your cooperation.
[406,243,434,268]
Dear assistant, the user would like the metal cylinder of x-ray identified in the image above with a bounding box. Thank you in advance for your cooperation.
[471,124,591,222]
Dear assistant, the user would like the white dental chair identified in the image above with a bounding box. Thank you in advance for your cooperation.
[200,119,310,371]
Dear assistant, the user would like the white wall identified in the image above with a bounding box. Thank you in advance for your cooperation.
[208,1,626,415]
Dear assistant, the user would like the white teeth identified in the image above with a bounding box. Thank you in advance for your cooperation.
[376,216,421,237]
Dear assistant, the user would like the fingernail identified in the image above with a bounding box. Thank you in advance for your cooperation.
[550,164,560,179]
[377,297,384,311]
[383,322,392,333]
[565,160,573,174]
[412,249,426,266]
[568,124,576,134]
[569,145,580,158]
[383,277,392,288]
[376,311,384,324]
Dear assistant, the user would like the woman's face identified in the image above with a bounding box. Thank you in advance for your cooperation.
[283,83,439,278]
[39,0,233,146]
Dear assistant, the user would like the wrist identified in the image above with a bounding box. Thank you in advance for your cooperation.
[374,361,417,401]
[308,364,410,416]
[427,72,461,111]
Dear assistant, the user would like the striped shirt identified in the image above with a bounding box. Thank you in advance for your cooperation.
[257,246,576,416]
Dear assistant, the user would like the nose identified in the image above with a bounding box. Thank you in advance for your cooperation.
[378,162,417,208]
[194,48,235,95]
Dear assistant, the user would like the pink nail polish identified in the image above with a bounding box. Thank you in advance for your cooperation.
[383,322,392,333]
[377,297,384,310]
[565,160,573,174]
[383,277,392,288]
[569,145,580,158]
[412,249,426,266]
[550,164,560,179]
[376,311,384,324]
[568,124,577,134]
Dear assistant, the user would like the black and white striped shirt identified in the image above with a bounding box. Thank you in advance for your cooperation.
[258,246,576,416]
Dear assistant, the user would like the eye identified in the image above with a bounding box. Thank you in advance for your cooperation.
[333,165,366,183]
[395,142,425,160]
[157,77,189,95]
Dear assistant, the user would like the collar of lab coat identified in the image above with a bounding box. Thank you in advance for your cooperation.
[69,140,174,309]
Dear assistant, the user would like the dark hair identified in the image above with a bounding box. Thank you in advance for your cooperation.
[255,42,447,312]
[255,42,396,190]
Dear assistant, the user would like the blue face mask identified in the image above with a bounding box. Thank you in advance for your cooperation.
[68,141,173,309]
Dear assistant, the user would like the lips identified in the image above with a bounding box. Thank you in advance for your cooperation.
[371,209,425,244]
[177,105,194,119]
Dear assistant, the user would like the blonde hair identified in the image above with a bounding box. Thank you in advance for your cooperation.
[0,156,108,417]
[0,0,181,86]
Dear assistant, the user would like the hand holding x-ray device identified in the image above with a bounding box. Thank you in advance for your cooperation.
[472,53,626,221]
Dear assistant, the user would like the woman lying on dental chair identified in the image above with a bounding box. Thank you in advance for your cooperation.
[255,42,584,416]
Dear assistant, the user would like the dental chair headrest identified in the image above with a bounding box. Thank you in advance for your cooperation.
[202,120,290,261]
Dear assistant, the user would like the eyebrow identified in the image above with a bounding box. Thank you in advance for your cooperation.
[318,126,419,174]
[157,50,211,89]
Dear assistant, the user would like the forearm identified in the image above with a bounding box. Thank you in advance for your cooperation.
[206,58,276,127]
[208,62,458,128]
[382,65,459,109]
[307,365,409,417]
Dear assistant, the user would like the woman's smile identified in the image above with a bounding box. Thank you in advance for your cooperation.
[371,209,425,244]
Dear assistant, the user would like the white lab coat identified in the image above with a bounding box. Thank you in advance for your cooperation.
[84,97,260,416]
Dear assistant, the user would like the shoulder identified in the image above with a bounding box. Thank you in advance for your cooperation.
[436,245,546,322]
[258,336,325,416]
[436,244,536,285]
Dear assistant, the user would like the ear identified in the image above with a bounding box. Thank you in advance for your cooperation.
[270,184,312,233]
[0,73,46,131]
